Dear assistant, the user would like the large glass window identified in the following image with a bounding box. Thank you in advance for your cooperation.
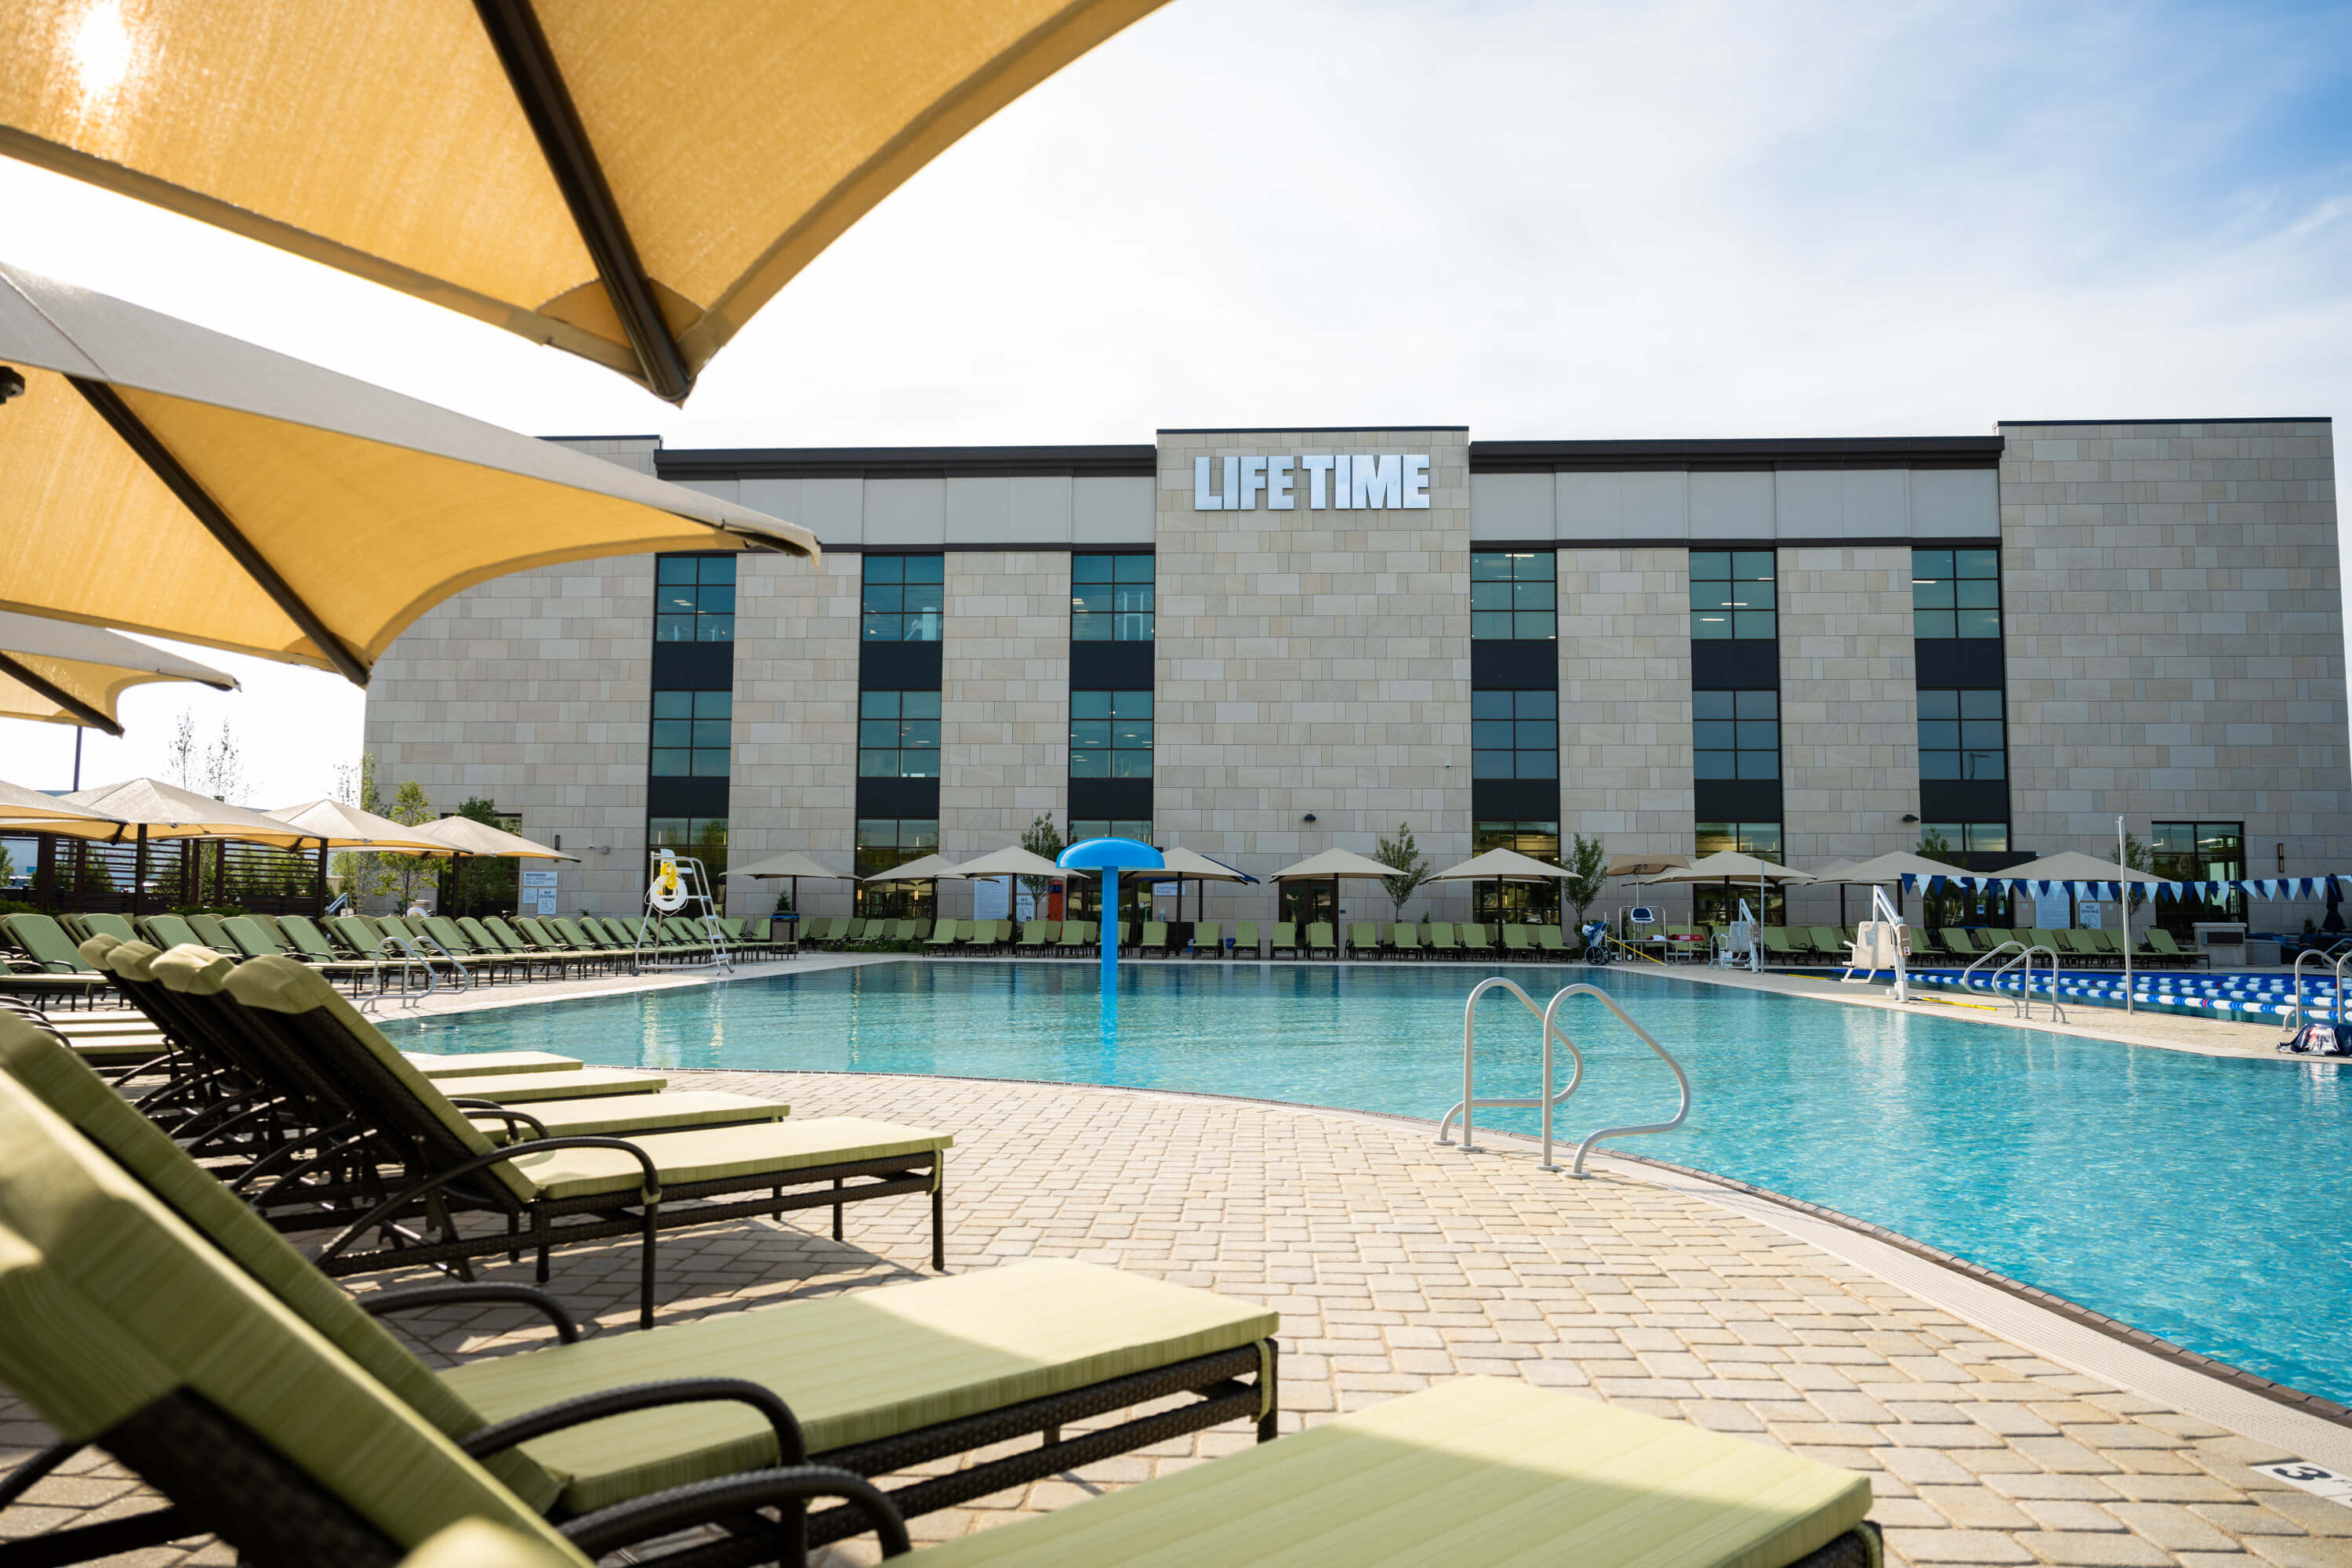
[1693,690,1779,780]
[1071,691,1152,779]
[1913,548,2001,640]
[1471,551,1556,640]
[1069,818,1153,844]
[1472,821,1562,923]
[1918,822,2010,856]
[855,818,939,879]
[1073,554,1154,641]
[651,690,731,777]
[1690,550,1777,640]
[1695,821,1783,858]
[647,817,729,909]
[1917,689,2005,780]
[2151,821,2245,929]
[858,691,942,777]
[862,554,945,642]
[1471,690,1559,779]
[1693,821,1784,923]
[655,554,735,642]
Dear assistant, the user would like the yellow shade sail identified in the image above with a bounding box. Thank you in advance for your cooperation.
[0,263,815,682]
[0,608,235,734]
[0,0,1169,400]
[0,775,127,840]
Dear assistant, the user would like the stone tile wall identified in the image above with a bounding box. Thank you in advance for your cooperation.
[1154,429,1475,924]
[727,550,862,920]
[359,557,655,914]
[1779,546,1921,924]
[1999,420,2348,921]
[1557,547,1696,869]
[937,550,1073,918]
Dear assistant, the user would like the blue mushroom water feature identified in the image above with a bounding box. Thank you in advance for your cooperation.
[1057,837,1164,1031]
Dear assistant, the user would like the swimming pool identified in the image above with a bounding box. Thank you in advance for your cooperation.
[393,960,2352,1406]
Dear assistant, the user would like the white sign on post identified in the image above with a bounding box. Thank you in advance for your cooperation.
[519,868,558,916]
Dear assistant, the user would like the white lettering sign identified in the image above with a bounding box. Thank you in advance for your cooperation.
[1193,453,1431,512]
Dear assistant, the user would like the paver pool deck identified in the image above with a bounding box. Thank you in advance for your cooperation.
[5,956,2347,1566]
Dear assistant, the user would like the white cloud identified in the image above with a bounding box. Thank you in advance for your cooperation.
[0,0,2343,800]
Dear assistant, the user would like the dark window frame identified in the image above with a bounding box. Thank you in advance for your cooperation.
[1917,688,2006,781]
[861,554,946,643]
[651,688,732,779]
[1471,689,1559,779]
[1693,689,1780,781]
[1690,550,1777,641]
[857,690,942,779]
[1070,690,1153,780]
[655,554,737,644]
[1072,554,1156,642]
[1912,547,2001,641]
[1471,550,1557,641]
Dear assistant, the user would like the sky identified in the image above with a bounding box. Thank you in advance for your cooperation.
[2,0,2349,804]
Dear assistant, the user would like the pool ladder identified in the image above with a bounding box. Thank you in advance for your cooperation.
[2285,941,2352,1033]
[1435,978,1691,1178]
[1961,942,2065,1023]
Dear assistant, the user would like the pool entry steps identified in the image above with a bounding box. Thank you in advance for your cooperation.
[1438,978,1690,1177]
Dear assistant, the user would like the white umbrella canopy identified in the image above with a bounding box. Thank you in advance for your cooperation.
[731,850,852,881]
[1156,847,1256,883]
[264,799,452,853]
[412,816,578,861]
[1431,848,1563,883]
[950,846,1087,880]
[0,776,126,840]
[862,852,960,884]
[0,608,236,735]
[1605,851,1690,878]
[1267,848,1400,882]
[1,0,1167,400]
[1635,851,1817,885]
[60,777,314,848]
[1981,851,2165,887]
[1810,851,1971,884]
[0,263,815,685]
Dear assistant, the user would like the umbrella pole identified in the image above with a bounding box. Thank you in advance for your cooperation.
[132,825,148,919]
[2118,815,2134,1015]
[314,840,328,917]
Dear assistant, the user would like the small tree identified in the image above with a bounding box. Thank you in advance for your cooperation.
[1561,833,1607,928]
[167,712,198,789]
[384,779,437,909]
[2122,830,2152,916]
[202,720,245,804]
[329,753,394,908]
[1374,822,1432,919]
[1018,811,1064,915]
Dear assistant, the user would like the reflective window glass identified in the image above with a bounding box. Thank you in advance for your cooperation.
[1694,688,1777,779]
[1914,546,2001,640]
[1470,552,1557,641]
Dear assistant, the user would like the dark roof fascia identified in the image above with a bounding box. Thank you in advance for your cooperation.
[1156,425,1471,435]
[1468,437,2005,474]
[1996,416,2329,427]
[657,445,1157,481]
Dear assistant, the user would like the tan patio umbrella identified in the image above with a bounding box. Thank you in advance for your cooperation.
[1152,845,1255,926]
[264,798,457,918]
[0,609,236,735]
[1978,850,2172,1012]
[1,0,1167,400]
[1431,846,1564,931]
[861,851,960,920]
[1636,850,1817,966]
[730,848,853,921]
[56,776,317,916]
[0,775,125,840]
[1269,848,1399,953]
[1604,852,1690,878]
[411,817,577,861]
[946,844,1090,927]
[0,263,815,685]
[1807,850,1970,927]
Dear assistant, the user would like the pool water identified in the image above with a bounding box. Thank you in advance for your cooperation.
[392,961,2352,1405]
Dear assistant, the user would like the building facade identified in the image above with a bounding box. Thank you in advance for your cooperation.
[361,419,2347,932]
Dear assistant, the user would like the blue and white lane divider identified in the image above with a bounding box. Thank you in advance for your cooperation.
[1904,968,2338,1022]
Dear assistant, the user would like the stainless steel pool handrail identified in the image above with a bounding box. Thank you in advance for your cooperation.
[358,931,437,1012]
[1436,978,1583,1169]
[1436,979,1693,1177]
[1960,940,2023,997]
[1991,944,2065,1024]
[2286,942,2352,1033]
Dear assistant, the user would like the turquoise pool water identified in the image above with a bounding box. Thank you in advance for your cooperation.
[393,961,2352,1405]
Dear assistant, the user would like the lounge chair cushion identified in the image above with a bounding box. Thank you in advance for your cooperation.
[402,1520,589,1568]
[501,1115,947,1203]
[441,1258,1277,1514]
[466,1091,788,1143]
[0,1067,575,1551]
[913,1375,1870,1568]
[401,1051,583,1078]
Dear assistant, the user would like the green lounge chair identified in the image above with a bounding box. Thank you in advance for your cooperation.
[204,955,954,1323]
[1424,920,1461,956]
[1305,921,1337,957]
[1267,920,1298,957]
[2,913,107,975]
[1458,922,1495,957]
[1535,924,1568,960]
[1017,920,1051,953]
[1390,923,1423,959]
[1759,927,1802,964]
[136,912,209,951]
[1113,920,1131,954]
[73,912,140,944]
[1807,927,1849,964]
[186,911,239,952]
[1501,924,1533,956]
[1232,920,1261,956]
[1344,920,1377,958]
[1138,920,1168,956]
[925,917,963,949]
[1190,920,1222,956]
[2143,927,2208,969]
[0,1020,1287,1558]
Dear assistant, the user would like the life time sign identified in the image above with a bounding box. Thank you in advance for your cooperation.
[1192,453,1433,511]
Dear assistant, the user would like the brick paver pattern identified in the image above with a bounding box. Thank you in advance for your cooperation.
[2,1069,2345,1566]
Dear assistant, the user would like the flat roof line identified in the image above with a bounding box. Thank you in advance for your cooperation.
[1997,416,2331,426]
[1156,426,1472,434]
